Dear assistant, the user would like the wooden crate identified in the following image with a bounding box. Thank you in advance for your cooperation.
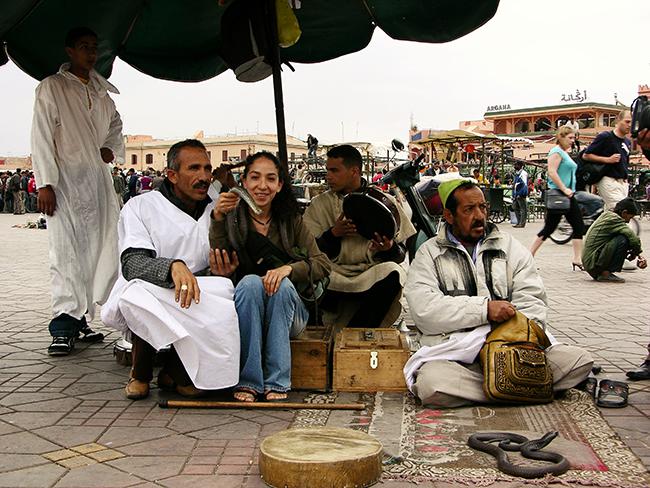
[333,328,410,392]
[290,325,333,391]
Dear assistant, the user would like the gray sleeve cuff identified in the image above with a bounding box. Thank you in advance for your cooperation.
[121,248,176,288]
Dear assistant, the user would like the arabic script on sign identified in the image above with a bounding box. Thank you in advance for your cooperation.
[561,90,587,103]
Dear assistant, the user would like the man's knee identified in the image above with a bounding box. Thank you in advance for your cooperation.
[414,360,480,408]
[611,234,629,250]
[548,344,593,390]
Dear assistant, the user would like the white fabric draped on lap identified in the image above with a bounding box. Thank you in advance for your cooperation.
[116,277,239,390]
[403,326,557,392]
[101,191,240,390]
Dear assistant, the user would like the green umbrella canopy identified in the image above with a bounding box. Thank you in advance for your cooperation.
[1,0,500,82]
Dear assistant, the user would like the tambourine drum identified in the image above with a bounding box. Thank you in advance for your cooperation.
[113,338,132,366]
[342,186,400,241]
[259,427,382,488]
[113,337,170,367]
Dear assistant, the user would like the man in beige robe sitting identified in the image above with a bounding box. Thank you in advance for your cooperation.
[303,144,416,327]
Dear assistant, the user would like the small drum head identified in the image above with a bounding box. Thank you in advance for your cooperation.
[260,427,382,488]
[343,188,398,241]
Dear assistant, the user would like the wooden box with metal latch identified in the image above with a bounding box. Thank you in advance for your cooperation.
[290,325,333,391]
[333,328,410,392]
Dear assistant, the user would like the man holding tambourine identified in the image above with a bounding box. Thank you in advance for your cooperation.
[304,145,416,328]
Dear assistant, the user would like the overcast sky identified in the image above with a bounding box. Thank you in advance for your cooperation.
[1,0,649,157]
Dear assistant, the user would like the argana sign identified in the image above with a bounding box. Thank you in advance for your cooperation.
[486,104,511,112]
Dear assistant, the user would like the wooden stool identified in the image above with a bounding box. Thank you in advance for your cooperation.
[259,427,383,488]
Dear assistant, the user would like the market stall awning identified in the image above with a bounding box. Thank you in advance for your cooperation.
[413,130,500,145]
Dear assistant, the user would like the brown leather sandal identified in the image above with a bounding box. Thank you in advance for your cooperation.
[264,390,289,402]
[233,388,258,403]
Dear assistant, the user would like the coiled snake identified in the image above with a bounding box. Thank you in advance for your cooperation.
[467,431,570,479]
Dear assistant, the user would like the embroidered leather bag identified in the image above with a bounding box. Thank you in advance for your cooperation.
[479,310,553,404]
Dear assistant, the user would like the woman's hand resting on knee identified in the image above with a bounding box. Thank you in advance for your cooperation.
[263,266,292,296]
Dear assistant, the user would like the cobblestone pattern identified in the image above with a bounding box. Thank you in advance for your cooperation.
[0,214,648,487]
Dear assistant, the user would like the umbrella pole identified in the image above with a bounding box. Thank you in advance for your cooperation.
[267,0,289,168]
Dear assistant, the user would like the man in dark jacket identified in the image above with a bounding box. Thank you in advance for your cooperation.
[9,169,25,214]
[126,168,139,200]
[512,161,528,227]
[582,197,646,283]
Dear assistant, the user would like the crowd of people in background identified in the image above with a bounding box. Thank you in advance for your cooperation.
[0,168,38,214]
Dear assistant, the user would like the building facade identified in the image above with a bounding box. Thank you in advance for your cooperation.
[123,133,308,171]
[483,101,623,141]
[0,156,32,172]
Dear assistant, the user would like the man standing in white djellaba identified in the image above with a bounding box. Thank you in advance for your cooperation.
[31,27,124,356]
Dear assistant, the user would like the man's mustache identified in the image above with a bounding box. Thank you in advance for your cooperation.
[193,181,209,189]
[472,220,486,229]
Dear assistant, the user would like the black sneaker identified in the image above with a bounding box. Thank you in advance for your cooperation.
[77,325,105,343]
[48,336,75,356]
[626,360,650,381]
[76,317,105,343]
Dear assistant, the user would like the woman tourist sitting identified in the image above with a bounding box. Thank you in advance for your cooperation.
[209,151,330,402]
[530,126,585,269]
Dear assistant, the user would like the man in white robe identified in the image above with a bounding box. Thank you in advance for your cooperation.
[31,27,123,356]
[101,139,239,400]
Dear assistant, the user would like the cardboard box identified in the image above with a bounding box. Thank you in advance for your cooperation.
[290,325,333,391]
[333,328,410,392]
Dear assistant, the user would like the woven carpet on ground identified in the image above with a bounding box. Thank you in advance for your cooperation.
[290,389,649,487]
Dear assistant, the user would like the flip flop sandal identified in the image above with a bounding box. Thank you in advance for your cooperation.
[233,388,258,403]
[596,379,629,408]
[577,377,597,400]
[264,390,289,403]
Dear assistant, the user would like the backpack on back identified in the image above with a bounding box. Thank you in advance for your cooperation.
[575,145,608,190]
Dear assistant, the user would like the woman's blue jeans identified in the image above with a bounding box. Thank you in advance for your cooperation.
[234,275,308,394]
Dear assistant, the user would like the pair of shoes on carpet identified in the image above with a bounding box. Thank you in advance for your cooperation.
[578,378,628,408]
[626,360,650,381]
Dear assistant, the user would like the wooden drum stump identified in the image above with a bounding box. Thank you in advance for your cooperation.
[259,427,383,488]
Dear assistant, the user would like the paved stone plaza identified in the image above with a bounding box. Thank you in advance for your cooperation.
[0,212,648,487]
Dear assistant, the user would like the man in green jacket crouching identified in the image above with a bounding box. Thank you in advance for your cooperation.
[582,198,647,283]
